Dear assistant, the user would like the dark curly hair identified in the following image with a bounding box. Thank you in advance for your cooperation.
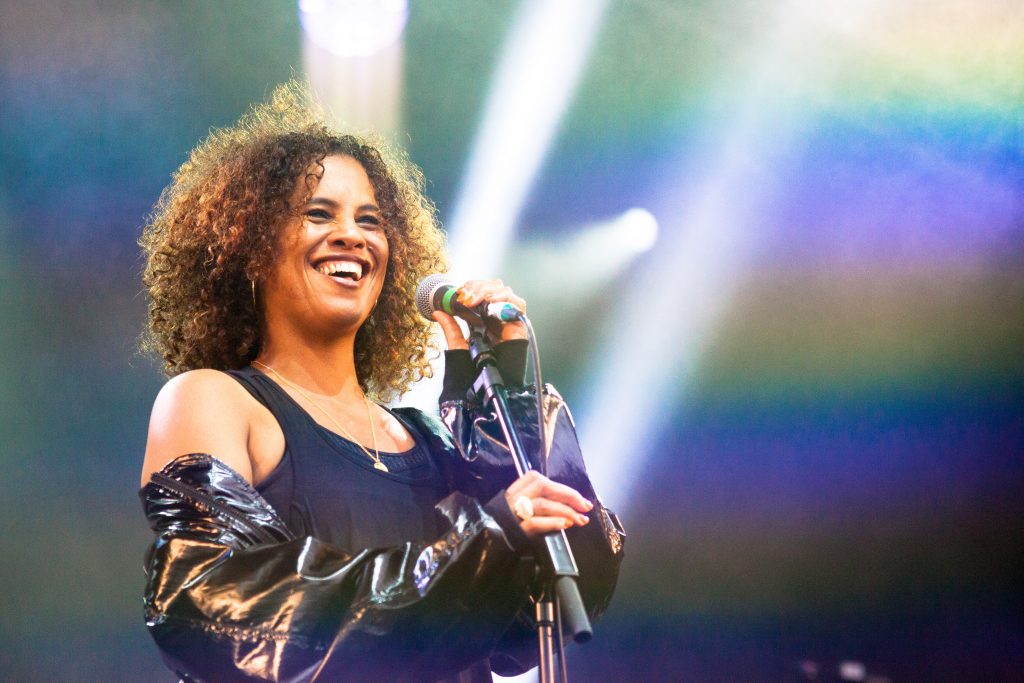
[140,82,447,400]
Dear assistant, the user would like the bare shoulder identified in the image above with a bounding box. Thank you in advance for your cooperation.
[140,369,256,488]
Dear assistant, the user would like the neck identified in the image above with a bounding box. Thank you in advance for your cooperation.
[255,328,363,400]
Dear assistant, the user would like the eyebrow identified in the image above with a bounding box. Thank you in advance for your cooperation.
[306,197,381,213]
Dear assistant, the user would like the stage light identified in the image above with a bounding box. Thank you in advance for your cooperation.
[301,0,406,138]
[445,0,610,280]
[617,207,659,254]
[502,208,659,306]
[299,0,408,58]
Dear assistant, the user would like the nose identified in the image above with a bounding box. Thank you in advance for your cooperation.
[327,215,366,249]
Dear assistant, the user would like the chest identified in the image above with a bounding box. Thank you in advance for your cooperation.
[248,400,417,484]
[256,419,451,550]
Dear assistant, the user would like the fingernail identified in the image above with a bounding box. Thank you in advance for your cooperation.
[577,514,589,525]
[583,500,594,511]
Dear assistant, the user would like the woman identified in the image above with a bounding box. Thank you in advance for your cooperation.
[138,83,623,682]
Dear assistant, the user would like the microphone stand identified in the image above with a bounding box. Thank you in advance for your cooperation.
[466,330,592,683]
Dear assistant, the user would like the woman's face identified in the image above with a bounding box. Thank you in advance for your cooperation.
[261,154,390,341]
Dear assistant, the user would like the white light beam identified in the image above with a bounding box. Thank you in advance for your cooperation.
[445,0,609,280]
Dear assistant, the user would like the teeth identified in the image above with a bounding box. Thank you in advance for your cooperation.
[318,260,363,280]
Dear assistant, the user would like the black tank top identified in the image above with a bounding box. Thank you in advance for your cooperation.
[226,366,450,551]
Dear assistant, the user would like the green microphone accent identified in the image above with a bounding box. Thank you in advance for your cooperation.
[441,287,459,314]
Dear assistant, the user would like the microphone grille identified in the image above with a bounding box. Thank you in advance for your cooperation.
[415,273,453,320]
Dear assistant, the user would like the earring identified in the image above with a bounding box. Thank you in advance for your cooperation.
[251,280,257,309]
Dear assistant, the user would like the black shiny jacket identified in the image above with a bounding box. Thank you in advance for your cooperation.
[140,385,625,683]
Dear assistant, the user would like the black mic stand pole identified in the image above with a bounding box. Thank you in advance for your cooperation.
[466,330,592,683]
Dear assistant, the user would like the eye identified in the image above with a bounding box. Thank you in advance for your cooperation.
[358,214,383,228]
[305,209,332,220]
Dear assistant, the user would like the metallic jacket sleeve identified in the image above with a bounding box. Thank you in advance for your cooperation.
[140,454,536,683]
[436,385,626,675]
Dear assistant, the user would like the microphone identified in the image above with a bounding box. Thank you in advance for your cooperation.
[415,274,523,328]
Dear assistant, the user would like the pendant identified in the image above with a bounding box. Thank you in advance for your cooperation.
[374,461,389,472]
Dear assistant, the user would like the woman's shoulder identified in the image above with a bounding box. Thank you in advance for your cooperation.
[158,367,248,399]
[141,369,258,487]
[151,369,259,424]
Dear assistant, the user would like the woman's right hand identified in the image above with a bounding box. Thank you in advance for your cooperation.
[504,470,593,538]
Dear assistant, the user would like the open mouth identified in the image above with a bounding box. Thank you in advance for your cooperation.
[314,258,366,284]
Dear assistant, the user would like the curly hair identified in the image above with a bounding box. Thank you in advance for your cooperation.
[140,82,448,400]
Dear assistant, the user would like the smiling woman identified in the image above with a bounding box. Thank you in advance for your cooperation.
[140,83,445,399]
[136,82,624,682]
[261,156,391,351]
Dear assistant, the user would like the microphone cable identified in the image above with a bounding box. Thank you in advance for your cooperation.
[517,312,547,477]
[518,311,572,683]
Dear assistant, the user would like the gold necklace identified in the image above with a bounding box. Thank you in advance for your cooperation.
[252,360,388,472]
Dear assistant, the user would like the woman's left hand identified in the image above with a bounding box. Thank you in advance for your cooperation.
[432,279,527,351]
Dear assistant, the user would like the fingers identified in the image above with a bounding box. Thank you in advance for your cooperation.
[531,498,591,526]
[456,279,528,313]
[432,311,468,350]
[507,471,592,512]
[506,471,595,539]
[519,515,583,536]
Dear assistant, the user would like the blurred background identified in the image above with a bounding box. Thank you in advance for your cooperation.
[1,1,1021,681]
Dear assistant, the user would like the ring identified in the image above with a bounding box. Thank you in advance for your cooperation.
[512,495,534,522]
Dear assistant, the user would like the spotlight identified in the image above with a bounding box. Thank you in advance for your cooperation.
[299,0,408,58]
[616,208,659,253]
[301,0,406,137]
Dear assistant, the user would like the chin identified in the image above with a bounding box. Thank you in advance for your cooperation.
[324,305,374,334]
